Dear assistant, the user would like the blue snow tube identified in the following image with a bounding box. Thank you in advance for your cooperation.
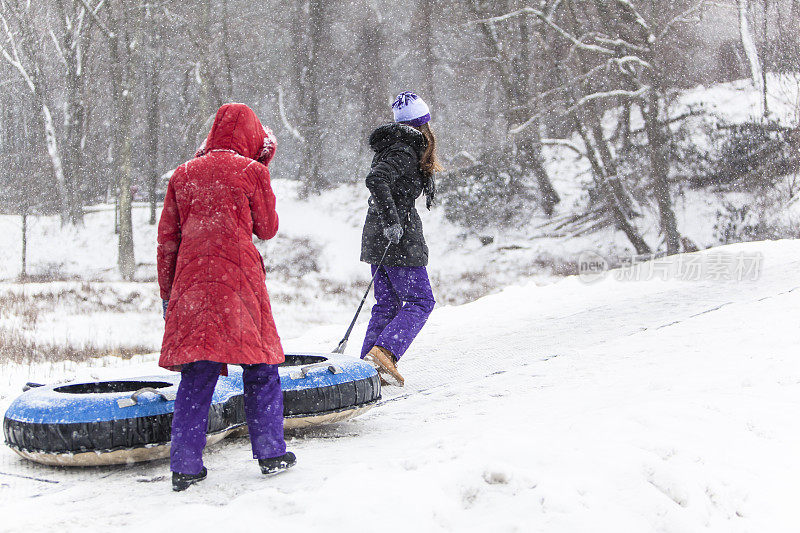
[3,354,380,466]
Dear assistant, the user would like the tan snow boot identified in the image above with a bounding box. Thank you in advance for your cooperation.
[364,346,404,387]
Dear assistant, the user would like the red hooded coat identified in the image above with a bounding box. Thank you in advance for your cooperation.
[157,103,284,370]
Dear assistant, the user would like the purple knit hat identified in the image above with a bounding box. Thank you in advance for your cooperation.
[392,92,431,127]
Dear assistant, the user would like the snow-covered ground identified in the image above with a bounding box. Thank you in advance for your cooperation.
[1,239,799,532]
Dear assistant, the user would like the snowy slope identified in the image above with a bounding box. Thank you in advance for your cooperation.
[1,240,799,532]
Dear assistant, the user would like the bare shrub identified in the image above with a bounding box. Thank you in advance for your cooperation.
[0,326,152,365]
[437,151,538,232]
[713,201,800,244]
[264,236,321,277]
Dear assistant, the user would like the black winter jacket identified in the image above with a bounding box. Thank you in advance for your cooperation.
[360,123,429,267]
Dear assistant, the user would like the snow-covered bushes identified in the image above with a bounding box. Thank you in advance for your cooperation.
[712,198,800,245]
[437,152,538,231]
[709,121,797,188]
[713,202,774,244]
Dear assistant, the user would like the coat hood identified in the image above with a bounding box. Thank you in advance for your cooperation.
[369,123,426,155]
[196,103,277,166]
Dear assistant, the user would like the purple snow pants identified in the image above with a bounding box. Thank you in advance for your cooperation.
[170,361,286,475]
[360,265,435,361]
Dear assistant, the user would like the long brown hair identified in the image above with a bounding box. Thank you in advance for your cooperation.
[415,123,443,209]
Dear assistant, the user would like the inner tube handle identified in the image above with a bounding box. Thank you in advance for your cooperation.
[117,387,177,408]
[290,363,343,380]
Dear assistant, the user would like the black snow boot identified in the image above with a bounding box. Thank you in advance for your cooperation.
[172,467,207,492]
[258,452,297,475]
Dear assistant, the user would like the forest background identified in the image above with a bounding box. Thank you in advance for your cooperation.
[1,0,799,281]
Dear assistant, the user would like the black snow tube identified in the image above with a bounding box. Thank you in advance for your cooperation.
[276,354,382,422]
[3,353,380,466]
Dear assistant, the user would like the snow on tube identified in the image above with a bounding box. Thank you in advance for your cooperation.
[256,353,381,430]
[3,374,242,467]
[3,354,380,467]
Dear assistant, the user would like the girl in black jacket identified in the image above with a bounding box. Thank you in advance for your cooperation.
[360,92,442,386]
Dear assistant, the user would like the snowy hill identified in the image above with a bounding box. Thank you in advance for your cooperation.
[1,239,799,532]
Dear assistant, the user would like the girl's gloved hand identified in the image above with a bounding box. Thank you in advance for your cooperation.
[383,223,403,244]
[162,300,169,320]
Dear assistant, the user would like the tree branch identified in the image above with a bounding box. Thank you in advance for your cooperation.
[469,7,616,56]
[277,85,305,142]
[73,0,113,38]
[658,0,710,38]
[510,87,650,135]
[48,26,68,66]
[541,137,586,157]
[0,10,37,94]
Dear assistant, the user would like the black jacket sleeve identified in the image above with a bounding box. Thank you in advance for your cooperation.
[365,147,416,227]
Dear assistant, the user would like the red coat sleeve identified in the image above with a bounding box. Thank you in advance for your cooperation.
[157,172,182,300]
[249,165,279,240]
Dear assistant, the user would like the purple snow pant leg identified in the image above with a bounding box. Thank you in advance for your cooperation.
[360,265,435,361]
[242,363,286,460]
[170,361,222,475]
[170,361,286,475]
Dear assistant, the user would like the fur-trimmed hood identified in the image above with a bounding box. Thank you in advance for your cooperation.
[369,123,427,155]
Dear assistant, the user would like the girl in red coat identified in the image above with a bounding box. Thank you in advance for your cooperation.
[157,103,295,491]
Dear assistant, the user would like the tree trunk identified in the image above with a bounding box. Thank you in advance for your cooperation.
[39,102,70,225]
[589,120,637,218]
[147,65,160,226]
[738,0,765,107]
[196,0,213,144]
[572,114,651,255]
[220,0,235,100]
[470,0,560,216]
[147,6,162,225]
[413,0,436,107]
[117,100,136,280]
[109,2,136,281]
[561,2,637,219]
[642,90,680,255]
[590,0,681,254]
[56,0,86,225]
[512,8,559,215]
[360,4,388,142]
[519,139,560,217]
[2,3,71,225]
[761,0,769,115]
[619,102,632,151]
[64,67,86,225]
[296,0,328,195]
[540,7,648,253]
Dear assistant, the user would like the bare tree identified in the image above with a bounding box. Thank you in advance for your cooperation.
[51,0,101,224]
[359,2,389,139]
[468,0,561,217]
[293,0,329,195]
[481,0,703,254]
[538,5,651,253]
[1,1,69,223]
[79,0,140,279]
[737,0,766,114]
[411,0,437,108]
[145,0,164,225]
